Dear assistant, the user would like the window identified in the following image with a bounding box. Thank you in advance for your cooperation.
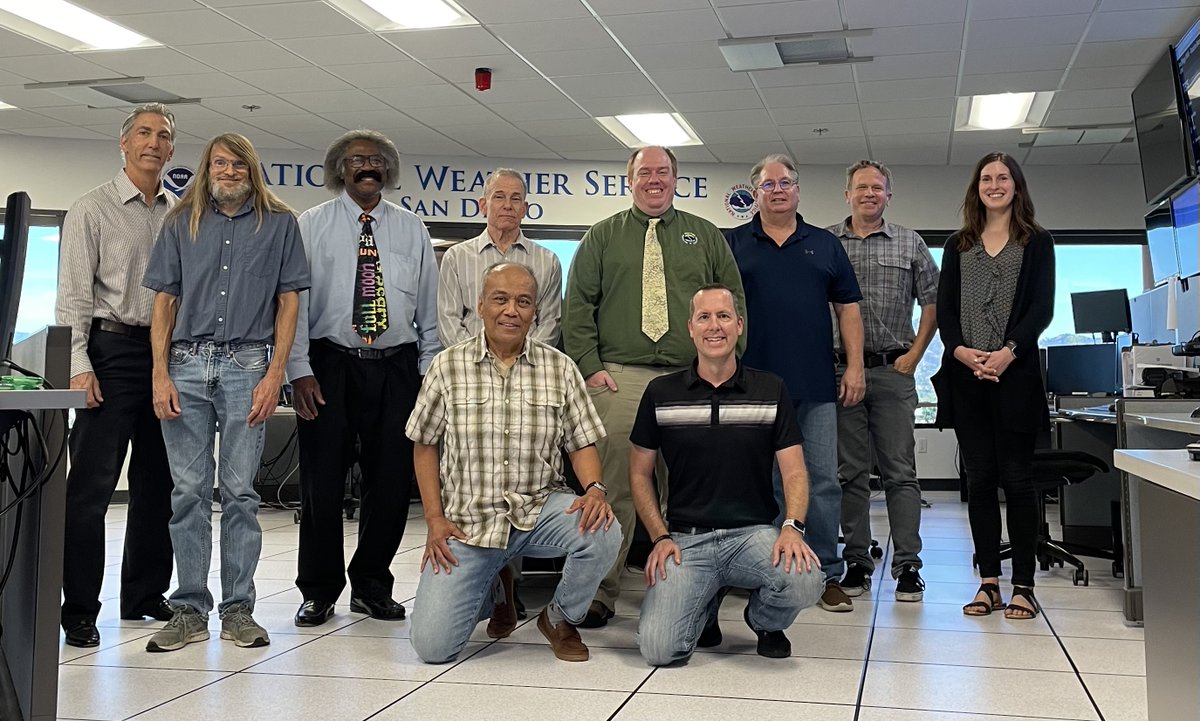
[0,217,62,343]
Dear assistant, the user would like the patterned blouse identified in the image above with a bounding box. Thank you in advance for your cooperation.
[959,239,1024,352]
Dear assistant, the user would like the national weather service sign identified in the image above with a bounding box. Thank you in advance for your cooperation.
[163,165,195,198]
[724,184,756,221]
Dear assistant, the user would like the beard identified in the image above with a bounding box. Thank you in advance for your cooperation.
[210,177,252,206]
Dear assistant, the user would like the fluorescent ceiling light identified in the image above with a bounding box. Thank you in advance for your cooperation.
[955,92,1053,131]
[0,100,14,110]
[0,0,157,51]
[596,113,703,148]
[329,0,478,31]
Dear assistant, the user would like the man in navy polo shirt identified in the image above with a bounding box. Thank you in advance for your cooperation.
[725,154,865,613]
[631,283,823,665]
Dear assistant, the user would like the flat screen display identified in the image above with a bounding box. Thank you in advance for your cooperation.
[1133,47,1195,205]
[1173,182,1200,279]
[1071,289,1132,338]
[1146,199,1179,285]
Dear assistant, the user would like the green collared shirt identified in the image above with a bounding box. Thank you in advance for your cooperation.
[563,206,747,378]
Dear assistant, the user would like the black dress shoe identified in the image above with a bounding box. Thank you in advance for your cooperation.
[64,621,100,648]
[349,596,406,620]
[121,598,174,622]
[294,600,335,627]
[744,605,790,659]
[696,586,731,648]
[578,600,614,629]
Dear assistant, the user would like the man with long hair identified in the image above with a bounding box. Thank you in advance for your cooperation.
[142,133,310,651]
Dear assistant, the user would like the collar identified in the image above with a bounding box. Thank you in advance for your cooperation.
[338,190,385,223]
[114,169,168,206]
[472,332,536,367]
[208,192,256,218]
[751,212,810,244]
[684,357,746,391]
[630,205,677,227]
[835,216,893,241]
[472,229,530,254]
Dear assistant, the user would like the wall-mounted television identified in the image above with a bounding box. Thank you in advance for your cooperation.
[0,192,30,361]
[1174,182,1200,279]
[1133,47,1196,205]
[1146,198,1180,285]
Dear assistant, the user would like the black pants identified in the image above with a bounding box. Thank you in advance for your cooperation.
[61,330,174,627]
[954,390,1039,588]
[295,341,419,601]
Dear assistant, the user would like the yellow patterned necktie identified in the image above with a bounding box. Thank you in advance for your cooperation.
[641,218,668,342]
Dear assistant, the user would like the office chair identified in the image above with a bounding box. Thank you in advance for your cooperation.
[995,449,1111,586]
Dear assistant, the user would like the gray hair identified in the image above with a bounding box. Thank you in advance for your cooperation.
[478,261,539,303]
[323,129,401,193]
[749,153,798,188]
[482,168,526,198]
[120,103,175,141]
[845,159,893,191]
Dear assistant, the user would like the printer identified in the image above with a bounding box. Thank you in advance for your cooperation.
[1121,344,1194,396]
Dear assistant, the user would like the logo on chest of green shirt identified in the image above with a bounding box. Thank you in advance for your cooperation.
[681,232,698,245]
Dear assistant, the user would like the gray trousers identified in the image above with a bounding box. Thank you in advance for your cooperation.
[836,364,923,575]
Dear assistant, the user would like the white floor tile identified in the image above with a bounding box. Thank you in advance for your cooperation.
[871,599,1052,636]
[869,627,1071,672]
[858,709,1074,721]
[66,631,311,672]
[246,635,464,681]
[1059,636,1146,676]
[1081,672,1148,721]
[435,643,653,691]
[373,682,628,721]
[614,693,856,720]
[639,654,863,705]
[56,665,227,721]
[59,627,155,664]
[1045,608,1145,640]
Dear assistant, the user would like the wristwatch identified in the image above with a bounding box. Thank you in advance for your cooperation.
[782,519,806,535]
[584,481,608,496]
[1004,340,1018,358]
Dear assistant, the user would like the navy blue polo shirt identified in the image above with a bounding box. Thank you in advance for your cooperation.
[725,214,862,403]
[630,360,802,529]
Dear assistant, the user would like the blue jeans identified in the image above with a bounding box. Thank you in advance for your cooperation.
[160,341,268,617]
[773,401,842,580]
[637,525,823,666]
[410,491,621,664]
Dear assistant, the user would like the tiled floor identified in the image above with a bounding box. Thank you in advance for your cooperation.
[57,491,1147,721]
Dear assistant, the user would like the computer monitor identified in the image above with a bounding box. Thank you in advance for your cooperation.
[1071,289,1132,343]
[1045,344,1121,396]
[0,192,30,361]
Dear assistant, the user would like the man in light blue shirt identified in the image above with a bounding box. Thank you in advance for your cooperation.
[286,129,441,628]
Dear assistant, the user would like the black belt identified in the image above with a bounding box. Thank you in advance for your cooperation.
[315,338,412,360]
[837,348,907,369]
[92,318,150,341]
[669,523,718,535]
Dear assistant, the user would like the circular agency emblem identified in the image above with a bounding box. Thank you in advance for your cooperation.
[724,184,757,220]
[162,165,195,197]
[681,232,698,245]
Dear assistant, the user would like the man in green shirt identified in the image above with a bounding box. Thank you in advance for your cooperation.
[563,145,747,627]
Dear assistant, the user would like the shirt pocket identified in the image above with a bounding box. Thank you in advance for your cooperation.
[384,251,418,299]
[241,235,277,279]
[523,386,565,448]
[874,257,912,298]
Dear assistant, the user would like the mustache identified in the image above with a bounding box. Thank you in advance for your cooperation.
[354,169,384,183]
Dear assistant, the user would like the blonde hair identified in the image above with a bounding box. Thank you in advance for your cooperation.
[167,133,293,240]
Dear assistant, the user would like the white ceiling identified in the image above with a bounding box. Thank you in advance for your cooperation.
[0,0,1196,166]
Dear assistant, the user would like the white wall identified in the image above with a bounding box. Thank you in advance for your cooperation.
[0,135,1147,231]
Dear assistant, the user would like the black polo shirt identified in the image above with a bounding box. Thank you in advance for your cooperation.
[725,213,861,404]
[630,359,803,529]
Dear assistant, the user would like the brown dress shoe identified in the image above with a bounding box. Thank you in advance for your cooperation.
[486,566,517,639]
[536,607,589,662]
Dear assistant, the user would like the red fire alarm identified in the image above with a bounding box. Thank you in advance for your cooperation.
[475,67,492,91]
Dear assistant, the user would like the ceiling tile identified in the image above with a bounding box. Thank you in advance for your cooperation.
[718,0,843,37]
[458,78,567,104]
[848,23,964,56]
[760,83,858,108]
[1044,107,1135,126]
[603,9,726,46]
[29,105,126,127]
[1088,7,1200,41]
[178,42,308,72]
[277,35,406,67]
[456,0,591,22]
[0,85,86,109]
[969,15,1091,49]
[958,70,1063,95]
[0,109,66,130]
[580,95,672,116]
[1074,40,1168,69]
[514,118,607,137]
[488,99,589,122]
[220,2,364,40]
[751,64,854,88]
[87,47,208,77]
[707,141,793,164]
[969,0,1099,20]
[628,42,731,71]
[384,27,510,59]
[403,105,504,127]
[687,108,775,131]
[670,146,719,164]
[961,45,1077,76]
[237,67,353,94]
[654,68,754,93]
[671,89,765,112]
[784,137,871,166]
[1100,141,1141,164]
[1024,144,1114,164]
[589,0,712,14]
[439,124,535,144]
[860,98,957,120]
[74,0,197,12]
[844,0,968,27]
[528,48,639,76]
[869,132,951,151]
[873,148,951,165]
[1099,0,1200,9]
[13,126,109,140]
[866,118,952,136]
[325,61,444,89]
[370,84,476,109]
[558,148,634,162]
[1052,88,1135,110]
[771,103,862,124]
[699,125,784,143]
[554,73,659,100]
[540,135,626,153]
[2,54,117,83]
[950,141,1025,165]
[857,77,957,102]
[1060,65,1151,91]
[854,52,961,83]
[242,113,344,134]
[778,121,864,140]
[0,29,55,58]
[277,90,390,114]
[149,72,260,98]
[201,95,305,119]
[116,9,261,46]
[317,110,421,130]
[421,54,541,83]
[490,18,614,54]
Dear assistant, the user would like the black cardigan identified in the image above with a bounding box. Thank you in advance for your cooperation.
[932,229,1056,431]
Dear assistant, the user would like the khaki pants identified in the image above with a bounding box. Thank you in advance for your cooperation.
[587,362,676,612]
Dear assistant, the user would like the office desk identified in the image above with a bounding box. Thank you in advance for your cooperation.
[1054,399,1121,553]
[1112,449,1200,721]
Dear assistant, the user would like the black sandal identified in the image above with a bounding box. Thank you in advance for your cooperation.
[962,583,1006,617]
[1004,586,1040,620]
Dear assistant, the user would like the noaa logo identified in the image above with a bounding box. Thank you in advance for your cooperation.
[681,232,698,245]
[724,184,756,220]
[163,165,195,198]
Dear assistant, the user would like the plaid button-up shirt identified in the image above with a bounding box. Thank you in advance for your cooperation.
[405,334,606,549]
[828,218,940,354]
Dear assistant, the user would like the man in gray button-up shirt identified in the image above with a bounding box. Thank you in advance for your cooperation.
[142,132,309,653]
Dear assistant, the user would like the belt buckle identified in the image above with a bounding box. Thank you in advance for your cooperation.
[355,346,380,360]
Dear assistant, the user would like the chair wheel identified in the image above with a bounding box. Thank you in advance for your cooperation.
[1112,561,1123,579]
[1072,569,1089,586]
[346,507,356,520]
[870,546,883,559]
[293,510,300,524]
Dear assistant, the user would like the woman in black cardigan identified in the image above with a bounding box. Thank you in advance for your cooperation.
[932,152,1055,620]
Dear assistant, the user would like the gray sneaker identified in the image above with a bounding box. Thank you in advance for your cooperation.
[220,606,270,648]
[146,606,210,652]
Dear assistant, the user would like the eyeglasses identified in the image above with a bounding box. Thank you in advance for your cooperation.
[757,179,796,192]
[210,158,249,171]
[346,154,387,169]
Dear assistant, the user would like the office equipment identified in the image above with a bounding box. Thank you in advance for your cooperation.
[1045,343,1120,395]
[1071,289,1131,343]
[0,192,30,360]
[1121,344,1187,395]
[1134,46,1196,205]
